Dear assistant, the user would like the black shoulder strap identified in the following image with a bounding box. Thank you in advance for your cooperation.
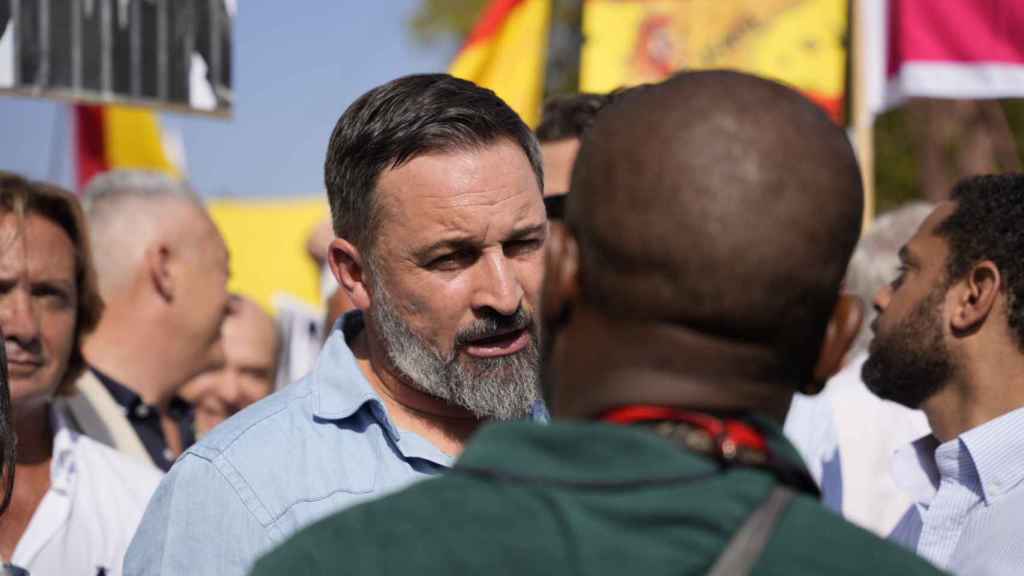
[706,486,795,576]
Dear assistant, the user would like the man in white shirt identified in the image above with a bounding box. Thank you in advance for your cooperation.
[0,172,161,576]
[866,173,1024,574]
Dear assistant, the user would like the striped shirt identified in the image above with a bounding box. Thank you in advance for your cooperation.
[889,405,1024,574]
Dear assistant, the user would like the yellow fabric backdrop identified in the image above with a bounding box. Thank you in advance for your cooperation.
[449,0,551,127]
[207,197,329,311]
[581,0,848,123]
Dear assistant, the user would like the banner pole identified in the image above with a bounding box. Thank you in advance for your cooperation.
[851,0,876,229]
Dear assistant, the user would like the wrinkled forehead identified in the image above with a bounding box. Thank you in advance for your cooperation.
[373,142,545,246]
[0,210,75,260]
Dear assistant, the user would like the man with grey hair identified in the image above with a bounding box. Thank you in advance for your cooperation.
[126,74,547,576]
[785,202,933,535]
[64,170,230,471]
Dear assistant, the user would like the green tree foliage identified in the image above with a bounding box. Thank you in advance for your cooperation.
[409,0,491,44]
[875,107,922,213]
[876,102,1024,214]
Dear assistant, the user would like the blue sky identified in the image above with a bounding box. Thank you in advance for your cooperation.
[0,1,456,198]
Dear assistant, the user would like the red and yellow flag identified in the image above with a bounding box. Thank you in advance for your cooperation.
[74,105,181,190]
[580,0,848,124]
[449,0,551,127]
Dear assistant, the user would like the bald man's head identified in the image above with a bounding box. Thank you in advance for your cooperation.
[568,71,862,380]
[83,170,219,298]
[81,170,232,390]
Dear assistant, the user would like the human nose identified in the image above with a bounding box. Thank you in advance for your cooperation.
[873,284,892,315]
[0,289,40,349]
[472,252,523,317]
[222,372,243,412]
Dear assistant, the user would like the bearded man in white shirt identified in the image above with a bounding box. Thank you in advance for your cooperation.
[867,173,1024,574]
[0,173,161,576]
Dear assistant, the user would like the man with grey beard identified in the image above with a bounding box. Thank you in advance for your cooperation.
[125,74,547,576]
[372,276,539,421]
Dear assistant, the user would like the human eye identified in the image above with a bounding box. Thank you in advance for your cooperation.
[32,284,72,308]
[890,264,909,290]
[427,249,476,271]
[504,237,543,258]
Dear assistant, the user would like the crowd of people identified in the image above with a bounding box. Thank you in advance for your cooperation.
[0,69,1022,575]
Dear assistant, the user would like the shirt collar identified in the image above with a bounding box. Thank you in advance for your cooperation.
[88,365,192,421]
[48,405,78,495]
[311,311,401,441]
[892,433,942,505]
[893,406,1024,506]
[960,405,1024,504]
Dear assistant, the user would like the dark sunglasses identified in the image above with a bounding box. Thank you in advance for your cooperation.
[544,194,566,221]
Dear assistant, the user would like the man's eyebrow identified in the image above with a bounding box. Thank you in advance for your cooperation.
[898,246,918,266]
[506,222,547,241]
[415,236,479,260]
[413,222,547,261]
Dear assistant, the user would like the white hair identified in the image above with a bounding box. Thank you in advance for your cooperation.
[82,170,200,214]
[82,170,205,297]
[845,201,935,356]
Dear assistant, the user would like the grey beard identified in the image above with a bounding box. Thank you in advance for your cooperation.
[367,275,540,421]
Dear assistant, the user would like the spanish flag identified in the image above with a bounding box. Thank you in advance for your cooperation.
[580,0,848,124]
[449,0,551,127]
[74,105,181,190]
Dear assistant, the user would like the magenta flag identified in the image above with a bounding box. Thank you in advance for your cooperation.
[864,0,1024,114]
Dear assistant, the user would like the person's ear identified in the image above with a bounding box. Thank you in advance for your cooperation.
[951,261,1000,335]
[329,238,371,310]
[542,222,580,326]
[807,293,863,395]
[146,243,175,303]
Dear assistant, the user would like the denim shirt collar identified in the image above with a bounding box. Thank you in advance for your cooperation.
[311,311,452,467]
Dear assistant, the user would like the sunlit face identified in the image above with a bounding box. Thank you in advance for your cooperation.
[365,140,547,419]
[0,213,77,413]
[863,203,957,408]
[540,138,580,197]
[183,299,277,436]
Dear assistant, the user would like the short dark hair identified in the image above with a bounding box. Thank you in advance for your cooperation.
[568,71,862,384]
[324,74,543,251]
[937,173,1024,348]
[0,172,105,395]
[535,92,615,143]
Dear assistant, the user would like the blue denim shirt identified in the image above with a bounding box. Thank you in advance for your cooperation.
[124,312,455,576]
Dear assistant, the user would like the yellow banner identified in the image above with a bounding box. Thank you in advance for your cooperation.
[207,197,329,312]
[450,0,551,127]
[581,0,848,122]
[103,106,181,176]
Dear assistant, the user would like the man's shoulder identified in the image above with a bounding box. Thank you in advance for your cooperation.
[162,370,404,533]
[768,495,943,574]
[187,375,316,460]
[253,431,947,576]
[251,474,491,575]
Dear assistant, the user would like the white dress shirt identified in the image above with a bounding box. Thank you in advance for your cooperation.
[785,352,931,534]
[890,405,1024,574]
[11,407,162,576]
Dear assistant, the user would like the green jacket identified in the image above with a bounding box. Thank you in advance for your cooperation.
[251,420,945,575]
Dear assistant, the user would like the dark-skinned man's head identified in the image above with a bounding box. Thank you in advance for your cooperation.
[542,70,864,417]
